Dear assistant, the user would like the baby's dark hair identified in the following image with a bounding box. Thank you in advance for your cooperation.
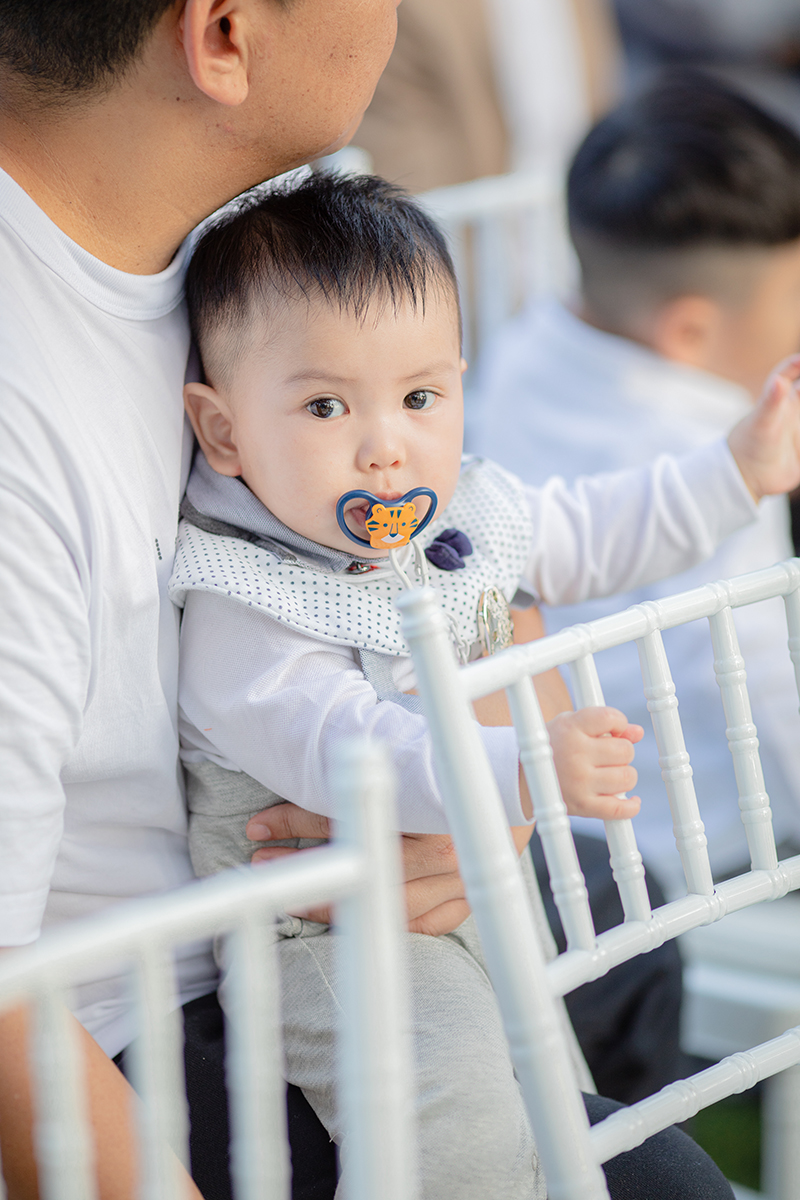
[185,172,460,386]
[567,71,800,327]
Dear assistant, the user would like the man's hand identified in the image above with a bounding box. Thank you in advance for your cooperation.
[729,355,800,500]
[398,825,533,935]
[390,833,469,936]
[247,804,470,935]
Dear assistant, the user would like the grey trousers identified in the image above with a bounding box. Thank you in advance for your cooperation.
[276,911,546,1200]
[187,760,546,1200]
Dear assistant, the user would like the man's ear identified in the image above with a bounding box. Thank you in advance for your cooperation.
[460,357,468,376]
[648,294,723,370]
[181,0,255,106]
[184,382,243,476]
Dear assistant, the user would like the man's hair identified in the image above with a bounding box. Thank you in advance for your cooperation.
[185,172,461,387]
[567,72,800,327]
[0,0,175,99]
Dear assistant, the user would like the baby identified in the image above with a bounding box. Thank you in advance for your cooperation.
[170,174,798,1199]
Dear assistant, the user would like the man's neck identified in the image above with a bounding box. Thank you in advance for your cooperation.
[2,106,239,275]
[0,73,292,275]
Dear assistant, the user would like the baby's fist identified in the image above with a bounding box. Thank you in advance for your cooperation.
[547,706,643,821]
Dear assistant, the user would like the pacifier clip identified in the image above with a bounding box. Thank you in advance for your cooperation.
[336,487,478,662]
[336,487,439,589]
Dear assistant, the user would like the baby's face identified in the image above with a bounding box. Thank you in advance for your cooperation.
[186,289,465,556]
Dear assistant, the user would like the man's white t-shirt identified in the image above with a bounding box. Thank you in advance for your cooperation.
[0,167,217,1056]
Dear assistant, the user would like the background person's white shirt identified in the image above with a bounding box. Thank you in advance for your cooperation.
[0,167,217,1056]
[472,298,800,893]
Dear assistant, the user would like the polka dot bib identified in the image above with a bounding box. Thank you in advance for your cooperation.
[169,458,532,657]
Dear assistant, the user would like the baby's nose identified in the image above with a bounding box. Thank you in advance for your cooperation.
[360,429,404,471]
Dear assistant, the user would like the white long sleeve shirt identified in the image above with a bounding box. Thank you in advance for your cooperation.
[178,442,756,835]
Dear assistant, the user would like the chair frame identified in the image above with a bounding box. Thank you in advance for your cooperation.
[418,167,574,375]
[0,743,419,1200]
[7,558,800,1200]
[398,557,800,1200]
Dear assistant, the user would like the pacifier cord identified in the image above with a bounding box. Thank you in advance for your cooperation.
[389,546,469,663]
[388,540,430,591]
[336,486,469,662]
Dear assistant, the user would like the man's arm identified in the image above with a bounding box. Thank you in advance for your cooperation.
[471,605,572,725]
[0,484,202,1199]
[0,957,203,1200]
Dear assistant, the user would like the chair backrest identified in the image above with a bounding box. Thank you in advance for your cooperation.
[0,743,419,1200]
[417,168,575,379]
[397,557,800,1200]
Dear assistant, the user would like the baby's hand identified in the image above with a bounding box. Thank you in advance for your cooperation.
[546,707,643,821]
[728,356,800,501]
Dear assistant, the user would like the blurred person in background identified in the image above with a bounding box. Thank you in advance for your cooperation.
[473,72,800,897]
[355,0,622,191]
[614,0,800,133]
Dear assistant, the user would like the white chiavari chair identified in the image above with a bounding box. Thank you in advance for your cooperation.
[0,742,418,1200]
[398,557,800,1200]
[418,168,575,382]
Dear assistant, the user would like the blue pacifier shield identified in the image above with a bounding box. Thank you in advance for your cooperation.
[336,487,438,549]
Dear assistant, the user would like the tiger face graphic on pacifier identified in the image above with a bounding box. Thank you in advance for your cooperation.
[366,501,419,547]
[336,488,438,550]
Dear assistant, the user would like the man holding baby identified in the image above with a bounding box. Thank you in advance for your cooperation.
[0,3,792,1198]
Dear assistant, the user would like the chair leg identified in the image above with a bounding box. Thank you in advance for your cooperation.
[762,1063,800,1200]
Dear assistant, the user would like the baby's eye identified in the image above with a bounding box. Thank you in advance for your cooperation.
[307,397,346,419]
[404,389,437,411]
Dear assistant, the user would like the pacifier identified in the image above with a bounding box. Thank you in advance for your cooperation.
[336,487,438,589]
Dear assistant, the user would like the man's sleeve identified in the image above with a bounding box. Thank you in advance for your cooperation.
[0,483,89,944]
[521,439,758,607]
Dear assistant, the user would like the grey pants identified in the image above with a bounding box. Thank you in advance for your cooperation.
[277,911,546,1200]
[186,760,546,1200]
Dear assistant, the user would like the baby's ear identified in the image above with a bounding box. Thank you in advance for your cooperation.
[184,382,242,476]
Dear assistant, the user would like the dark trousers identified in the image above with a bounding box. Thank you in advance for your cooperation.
[585,1094,733,1199]
[530,831,685,1103]
[115,991,336,1200]
[116,985,731,1200]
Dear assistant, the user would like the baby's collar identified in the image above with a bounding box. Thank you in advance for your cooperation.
[181,449,387,575]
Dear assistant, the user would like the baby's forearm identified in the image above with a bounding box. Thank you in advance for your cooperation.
[523,439,756,608]
[473,606,576,830]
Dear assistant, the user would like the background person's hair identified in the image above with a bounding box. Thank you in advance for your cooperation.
[0,0,178,99]
[567,71,800,328]
[186,172,461,387]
